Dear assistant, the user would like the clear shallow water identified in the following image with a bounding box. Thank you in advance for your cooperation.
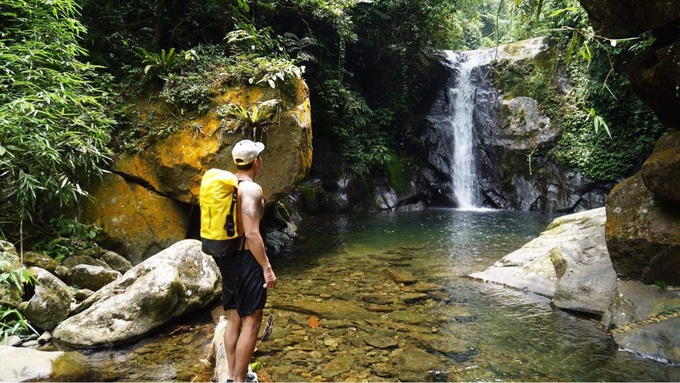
[60,208,680,381]
[265,208,680,381]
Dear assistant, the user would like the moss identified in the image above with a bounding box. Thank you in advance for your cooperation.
[550,248,568,279]
[297,185,318,211]
[51,352,93,381]
[385,150,412,195]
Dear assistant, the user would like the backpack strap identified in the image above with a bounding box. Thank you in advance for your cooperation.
[224,183,238,237]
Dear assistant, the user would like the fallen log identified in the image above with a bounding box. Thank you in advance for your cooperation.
[211,315,270,382]
[211,315,230,383]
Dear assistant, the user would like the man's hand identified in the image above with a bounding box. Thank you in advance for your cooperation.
[263,266,276,289]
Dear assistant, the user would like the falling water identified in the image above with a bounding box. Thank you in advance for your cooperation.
[440,49,494,209]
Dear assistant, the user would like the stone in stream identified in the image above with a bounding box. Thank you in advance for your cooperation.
[384,268,419,285]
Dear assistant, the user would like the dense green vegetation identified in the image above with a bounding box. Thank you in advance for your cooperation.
[0,0,114,230]
[0,0,667,242]
[0,0,669,340]
[489,0,665,181]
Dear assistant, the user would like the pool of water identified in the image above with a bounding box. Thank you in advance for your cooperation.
[59,208,680,381]
[256,208,680,381]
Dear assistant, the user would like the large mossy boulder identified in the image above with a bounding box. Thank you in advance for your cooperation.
[605,172,680,285]
[81,173,191,265]
[641,131,680,203]
[52,240,220,349]
[112,78,312,205]
[81,78,312,262]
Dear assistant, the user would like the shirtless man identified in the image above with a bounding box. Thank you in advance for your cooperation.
[214,139,276,382]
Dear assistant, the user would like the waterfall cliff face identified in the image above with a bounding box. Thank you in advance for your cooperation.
[423,38,613,213]
[426,50,495,209]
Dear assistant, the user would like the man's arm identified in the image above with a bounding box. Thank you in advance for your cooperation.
[240,182,276,289]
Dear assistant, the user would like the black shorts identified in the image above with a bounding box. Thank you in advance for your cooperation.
[213,249,267,317]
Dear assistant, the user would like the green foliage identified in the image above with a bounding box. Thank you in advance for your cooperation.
[655,280,668,291]
[32,218,102,261]
[0,306,37,340]
[157,44,302,111]
[114,40,302,152]
[0,249,38,339]
[0,0,114,236]
[135,47,180,78]
[589,108,611,139]
[0,259,37,292]
[226,25,286,57]
[283,32,319,63]
[223,99,281,141]
[318,78,394,175]
[489,0,667,182]
[546,63,665,182]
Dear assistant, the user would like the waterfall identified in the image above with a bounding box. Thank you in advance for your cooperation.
[430,49,495,209]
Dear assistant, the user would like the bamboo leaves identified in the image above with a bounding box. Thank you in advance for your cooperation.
[0,0,114,229]
[589,108,612,139]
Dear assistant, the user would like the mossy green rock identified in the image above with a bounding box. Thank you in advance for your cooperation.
[605,172,680,285]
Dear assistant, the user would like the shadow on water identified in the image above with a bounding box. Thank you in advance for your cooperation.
[48,208,680,381]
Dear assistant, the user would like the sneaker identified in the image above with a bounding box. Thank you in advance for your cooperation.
[246,372,258,382]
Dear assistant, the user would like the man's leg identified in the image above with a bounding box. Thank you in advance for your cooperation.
[231,309,263,382]
[224,309,242,380]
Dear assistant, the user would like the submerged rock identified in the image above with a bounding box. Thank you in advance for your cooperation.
[613,316,680,365]
[388,347,446,382]
[273,298,373,321]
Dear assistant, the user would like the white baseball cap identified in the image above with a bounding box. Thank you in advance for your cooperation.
[232,139,265,165]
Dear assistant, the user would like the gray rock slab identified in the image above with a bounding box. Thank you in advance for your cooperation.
[52,239,220,348]
[0,345,63,381]
[470,208,617,315]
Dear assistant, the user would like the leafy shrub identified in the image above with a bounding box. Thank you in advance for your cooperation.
[157,45,302,113]
[222,99,281,142]
[0,0,114,241]
[32,218,102,262]
[0,254,38,339]
[0,306,37,340]
[317,78,395,175]
[135,47,181,78]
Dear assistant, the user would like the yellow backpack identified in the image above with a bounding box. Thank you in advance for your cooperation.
[199,169,241,256]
